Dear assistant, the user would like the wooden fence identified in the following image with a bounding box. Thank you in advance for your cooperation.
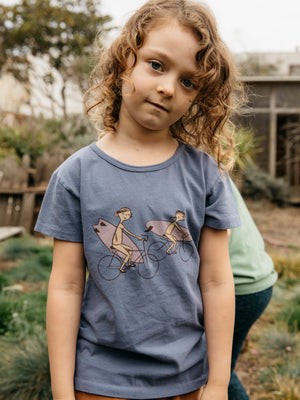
[0,150,66,236]
[0,187,46,234]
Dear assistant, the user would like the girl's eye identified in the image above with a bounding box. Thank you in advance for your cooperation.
[182,78,195,89]
[150,61,162,71]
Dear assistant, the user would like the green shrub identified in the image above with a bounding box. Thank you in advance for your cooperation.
[259,324,299,358]
[0,290,47,338]
[21,291,47,327]
[282,277,300,287]
[0,332,51,400]
[0,115,96,163]
[1,237,53,282]
[44,114,95,143]
[0,125,46,162]
[277,293,300,332]
[257,323,300,398]
[242,167,290,206]
[274,357,300,378]
[0,236,39,260]
[8,252,52,282]
[0,273,12,292]
[0,295,13,335]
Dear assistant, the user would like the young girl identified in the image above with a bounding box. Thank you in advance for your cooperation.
[35,1,241,399]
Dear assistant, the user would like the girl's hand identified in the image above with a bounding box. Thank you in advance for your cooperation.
[200,383,228,400]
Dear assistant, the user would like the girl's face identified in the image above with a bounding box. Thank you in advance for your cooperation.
[119,20,201,137]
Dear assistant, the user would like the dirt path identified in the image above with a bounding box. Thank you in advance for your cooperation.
[246,200,300,249]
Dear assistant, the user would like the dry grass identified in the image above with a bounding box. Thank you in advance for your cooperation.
[234,200,300,399]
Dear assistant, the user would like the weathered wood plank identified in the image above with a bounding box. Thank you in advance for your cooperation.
[19,192,36,232]
[0,226,25,241]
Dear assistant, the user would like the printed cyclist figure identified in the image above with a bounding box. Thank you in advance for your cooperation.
[164,210,188,255]
[112,207,143,272]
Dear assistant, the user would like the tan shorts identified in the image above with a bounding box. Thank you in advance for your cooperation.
[75,387,204,400]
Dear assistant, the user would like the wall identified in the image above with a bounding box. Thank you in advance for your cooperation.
[238,77,300,197]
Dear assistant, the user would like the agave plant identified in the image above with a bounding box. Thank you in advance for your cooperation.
[232,127,258,172]
[0,331,51,400]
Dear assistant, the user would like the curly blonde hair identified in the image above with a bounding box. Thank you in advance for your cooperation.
[85,0,242,169]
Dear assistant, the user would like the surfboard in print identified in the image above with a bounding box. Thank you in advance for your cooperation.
[145,220,192,241]
[93,218,142,263]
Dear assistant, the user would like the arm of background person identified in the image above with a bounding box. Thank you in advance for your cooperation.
[199,226,235,400]
[47,239,86,400]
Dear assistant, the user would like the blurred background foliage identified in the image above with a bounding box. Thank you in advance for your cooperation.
[0,114,96,162]
[0,0,112,118]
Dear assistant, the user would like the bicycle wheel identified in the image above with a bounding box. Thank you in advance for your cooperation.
[98,255,122,281]
[138,253,159,279]
[148,240,168,262]
[179,242,194,262]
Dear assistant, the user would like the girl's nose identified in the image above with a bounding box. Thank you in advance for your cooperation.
[157,76,175,97]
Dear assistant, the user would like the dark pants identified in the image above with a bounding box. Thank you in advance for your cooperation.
[228,286,273,400]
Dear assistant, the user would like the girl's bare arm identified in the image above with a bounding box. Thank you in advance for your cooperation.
[47,239,86,400]
[199,226,235,400]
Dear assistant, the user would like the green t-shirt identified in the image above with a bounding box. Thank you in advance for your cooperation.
[229,179,278,295]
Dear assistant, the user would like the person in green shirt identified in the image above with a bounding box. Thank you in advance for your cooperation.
[228,179,278,399]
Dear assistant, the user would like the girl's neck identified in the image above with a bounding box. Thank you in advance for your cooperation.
[96,130,179,167]
[115,124,176,148]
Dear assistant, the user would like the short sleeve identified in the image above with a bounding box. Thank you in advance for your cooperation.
[204,173,241,230]
[34,172,83,242]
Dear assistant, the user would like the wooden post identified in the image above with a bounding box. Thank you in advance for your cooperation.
[19,192,36,232]
[269,85,277,177]
[286,132,291,185]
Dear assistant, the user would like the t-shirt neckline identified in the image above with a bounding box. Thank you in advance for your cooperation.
[90,142,184,172]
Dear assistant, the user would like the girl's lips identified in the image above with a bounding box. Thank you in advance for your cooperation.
[148,101,168,112]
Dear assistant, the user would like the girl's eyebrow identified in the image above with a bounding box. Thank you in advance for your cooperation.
[142,47,199,76]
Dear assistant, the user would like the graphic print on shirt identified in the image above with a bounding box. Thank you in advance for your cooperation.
[93,208,194,281]
[145,210,193,261]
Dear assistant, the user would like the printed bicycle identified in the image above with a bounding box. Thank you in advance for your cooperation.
[147,235,194,262]
[97,235,160,281]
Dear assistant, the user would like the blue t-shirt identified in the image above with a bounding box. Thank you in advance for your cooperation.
[35,142,240,399]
